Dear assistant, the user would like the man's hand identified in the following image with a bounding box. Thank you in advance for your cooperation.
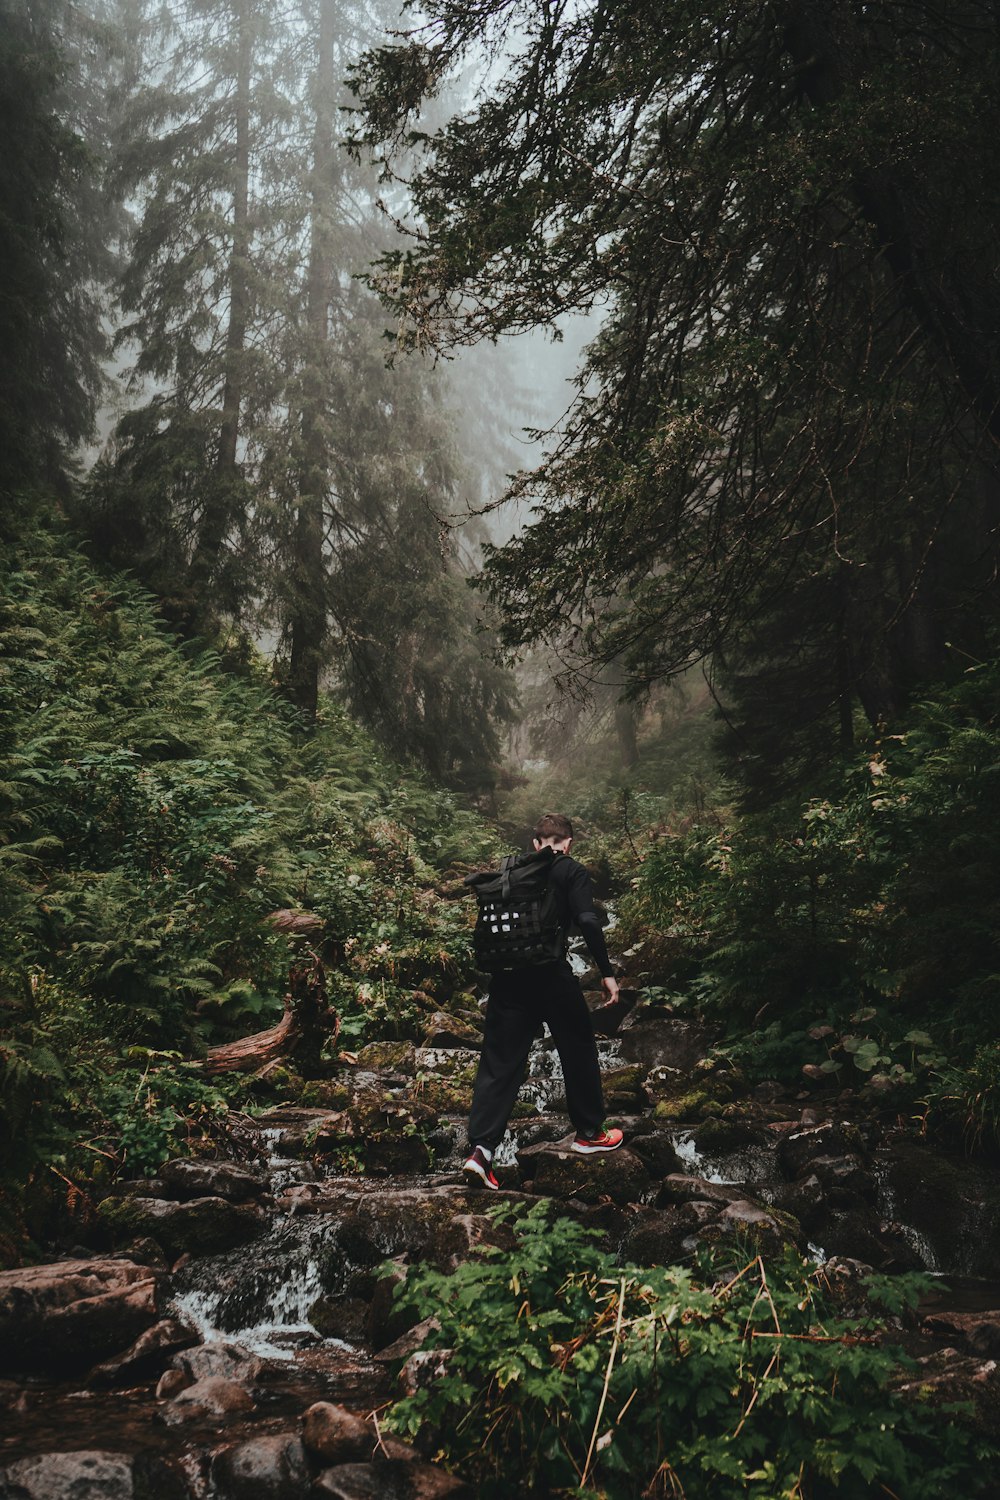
[601,976,620,1002]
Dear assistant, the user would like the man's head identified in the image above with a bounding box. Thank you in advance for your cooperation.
[532,812,574,853]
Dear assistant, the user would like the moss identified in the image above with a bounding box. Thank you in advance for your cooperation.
[355,1041,418,1072]
[300,1080,351,1108]
[96,1196,145,1237]
[412,1078,471,1114]
[654,1090,721,1122]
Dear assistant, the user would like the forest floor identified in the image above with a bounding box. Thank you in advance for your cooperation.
[4,960,1000,1499]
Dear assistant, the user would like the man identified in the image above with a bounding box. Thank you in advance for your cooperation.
[463,812,624,1189]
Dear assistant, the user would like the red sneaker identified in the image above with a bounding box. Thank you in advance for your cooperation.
[572,1127,624,1155]
[463,1146,499,1189]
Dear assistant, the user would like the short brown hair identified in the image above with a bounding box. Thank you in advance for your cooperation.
[533,812,574,842]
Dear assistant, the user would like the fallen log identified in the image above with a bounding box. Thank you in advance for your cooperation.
[204,954,339,1078]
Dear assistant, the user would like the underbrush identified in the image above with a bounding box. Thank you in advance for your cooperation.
[604,664,1000,1128]
[385,1200,995,1499]
[0,522,496,1254]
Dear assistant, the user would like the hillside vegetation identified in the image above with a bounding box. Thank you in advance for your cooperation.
[0,515,493,1261]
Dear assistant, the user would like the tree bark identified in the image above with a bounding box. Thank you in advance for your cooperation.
[188,0,252,606]
[204,956,338,1077]
[286,0,337,720]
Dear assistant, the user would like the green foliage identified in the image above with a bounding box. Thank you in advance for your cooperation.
[923,1043,1000,1157]
[355,0,1000,745]
[0,519,491,1228]
[618,663,1000,1053]
[386,1201,992,1499]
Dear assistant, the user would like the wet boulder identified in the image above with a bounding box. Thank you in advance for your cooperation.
[692,1115,768,1154]
[617,1017,713,1075]
[0,1258,161,1376]
[98,1194,265,1259]
[923,1310,1000,1358]
[87,1315,198,1387]
[159,1159,267,1203]
[523,1146,653,1206]
[714,1199,802,1250]
[172,1340,263,1385]
[618,1204,718,1265]
[779,1121,868,1180]
[877,1138,1000,1278]
[762,1174,827,1231]
[807,1153,875,1202]
[813,1208,894,1268]
[211,1434,311,1500]
[0,1451,189,1500]
[331,1189,498,1280]
[168,1374,255,1419]
[627,1126,686,1179]
[655,1174,748,1209]
[301,1402,373,1464]
[308,1295,370,1344]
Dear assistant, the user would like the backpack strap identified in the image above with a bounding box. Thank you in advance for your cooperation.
[500,853,517,901]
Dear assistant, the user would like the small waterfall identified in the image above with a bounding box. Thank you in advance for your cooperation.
[169,1217,342,1361]
[669,1129,778,1188]
[873,1153,942,1273]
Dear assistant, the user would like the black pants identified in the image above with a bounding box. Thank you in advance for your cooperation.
[467,962,605,1151]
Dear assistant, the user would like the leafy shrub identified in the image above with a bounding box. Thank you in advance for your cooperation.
[385,1201,993,1499]
[617,662,1000,1057]
[923,1042,1000,1156]
[0,520,491,1245]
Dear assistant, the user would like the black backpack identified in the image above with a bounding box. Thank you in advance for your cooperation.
[464,848,568,973]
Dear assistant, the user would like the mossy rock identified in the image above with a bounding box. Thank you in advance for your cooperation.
[97,1195,264,1259]
[692,1116,764,1152]
[299,1080,351,1109]
[363,1132,432,1176]
[699,1199,802,1254]
[527,1147,653,1207]
[654,1091,722,1123]
[411,1078,471,1114]
[355,1041,418,1073]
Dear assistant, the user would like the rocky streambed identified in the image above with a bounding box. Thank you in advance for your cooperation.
[5,992,1000,1496]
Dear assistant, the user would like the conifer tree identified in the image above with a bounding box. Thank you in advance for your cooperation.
[0,0,112,494]
[353,0,1000,795]
[93,0,285,633]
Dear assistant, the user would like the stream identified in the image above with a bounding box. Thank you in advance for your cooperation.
[4,964,1000,1496]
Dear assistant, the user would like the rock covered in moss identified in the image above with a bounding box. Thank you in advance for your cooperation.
[97,1194,264,1259]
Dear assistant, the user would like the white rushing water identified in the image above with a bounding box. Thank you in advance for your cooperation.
[169,1217,346,1361]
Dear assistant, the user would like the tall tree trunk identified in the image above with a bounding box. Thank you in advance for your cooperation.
[615,699,639,769]
[188,0,252,608]
[287,0,336,720]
